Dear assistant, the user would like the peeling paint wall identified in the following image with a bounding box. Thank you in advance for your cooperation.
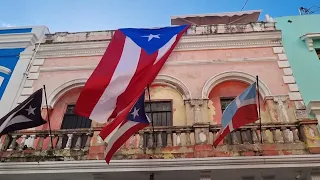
[147,84,186,126]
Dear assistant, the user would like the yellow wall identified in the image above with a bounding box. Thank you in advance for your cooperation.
[148,85,187,126]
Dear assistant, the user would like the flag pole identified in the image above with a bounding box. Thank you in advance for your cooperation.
[43,85,54,149]
[256,76,262,144]
[147,85,156,148]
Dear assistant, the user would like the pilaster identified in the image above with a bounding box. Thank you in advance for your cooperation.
[307,101,320,131]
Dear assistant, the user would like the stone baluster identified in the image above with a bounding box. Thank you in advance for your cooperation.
[271,128,282,143]
[252,128,259,144]
[19,135,28,150]
[1,135,10,151]
[84,132,92,150]
[261,128,269,144]
[148,132,154,148]
[36,135,45,151]
[139,132,144,149]
[291,127,300,142]
[176,131,182,146]
[129,135,135,148]
[281,127,289,143]
[8,135,18,151]
[156,132,162,148]
[223,136,228,145]
[64,134,73,150]
[27,135,36,149]
[166,130,173,147]
[0,135,3,151]
[47,134,54,150]
[56,134,64,149]
[74,134,83,150]
[186,130,191,146]
[231,131,239,145]
[241,129,249,144]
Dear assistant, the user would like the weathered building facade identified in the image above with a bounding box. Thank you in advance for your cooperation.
[1,11,320,180]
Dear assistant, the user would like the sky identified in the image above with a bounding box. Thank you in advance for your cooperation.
[0,0,319,33]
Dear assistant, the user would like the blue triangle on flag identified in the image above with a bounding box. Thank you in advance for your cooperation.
[120,25,188,55]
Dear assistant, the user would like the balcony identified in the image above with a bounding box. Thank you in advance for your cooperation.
[0,121,311,162]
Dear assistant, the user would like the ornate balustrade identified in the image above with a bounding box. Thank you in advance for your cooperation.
[0,129,93,152]
[0,122,309,161]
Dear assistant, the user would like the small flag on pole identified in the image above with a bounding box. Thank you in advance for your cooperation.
[99,91,149,164]
[0,89,47,135]
[213,82,258,147]
[74,25,190,124]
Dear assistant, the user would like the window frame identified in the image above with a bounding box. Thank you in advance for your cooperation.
[220,97,236,113]
[144,99,173,127]
[316,49,320,59]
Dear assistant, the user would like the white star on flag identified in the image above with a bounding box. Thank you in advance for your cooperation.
[25,105,36,115]
[131,107,140,119]
[142,34,160,41]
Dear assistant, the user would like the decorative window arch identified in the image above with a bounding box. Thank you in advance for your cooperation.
[153,74,191,100]
[0,66,12,88]
[0,66,11,75]
[201,71,272,99]
[48,75,191,108]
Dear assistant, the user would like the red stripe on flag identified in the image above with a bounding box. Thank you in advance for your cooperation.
[232,104,258,128]
[109,49,158,119]
[99,95,139,139]
[109,28,188,119]
[105,122,148,164]
[75,30,126,118]
[213,104,258,147]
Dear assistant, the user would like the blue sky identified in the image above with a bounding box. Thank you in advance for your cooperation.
[0,0,319,32]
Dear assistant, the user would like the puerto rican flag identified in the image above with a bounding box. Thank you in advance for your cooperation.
[74,25,189,123]
[213,82,258,147]
[99,91,149,164]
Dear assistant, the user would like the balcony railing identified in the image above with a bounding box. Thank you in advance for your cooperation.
[0,123,302,153]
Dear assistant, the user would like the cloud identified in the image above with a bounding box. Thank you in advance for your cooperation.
[0,21,15,27]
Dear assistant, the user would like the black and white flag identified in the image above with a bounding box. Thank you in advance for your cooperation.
[0,89,47,135]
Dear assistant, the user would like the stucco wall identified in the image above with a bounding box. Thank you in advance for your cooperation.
[275,14,320,105]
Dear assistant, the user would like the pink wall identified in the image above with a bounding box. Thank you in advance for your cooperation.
[33,47,289,101]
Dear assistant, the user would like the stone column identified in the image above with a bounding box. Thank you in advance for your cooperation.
[273,96,290,123]
[185,99,206,124]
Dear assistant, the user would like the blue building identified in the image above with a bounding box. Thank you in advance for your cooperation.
[0,26,49,117]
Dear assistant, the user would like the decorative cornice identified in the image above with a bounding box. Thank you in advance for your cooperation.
[39,57,278,72]
[1,155,320,174]
[0,33,38,48]
[307,101,320,116]
[300,33,320,51]
[35,31,282,58]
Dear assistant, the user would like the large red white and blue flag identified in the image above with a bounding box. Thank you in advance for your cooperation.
[74,25,189,123]
[213,82,258,147]
[99,91,149,164]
